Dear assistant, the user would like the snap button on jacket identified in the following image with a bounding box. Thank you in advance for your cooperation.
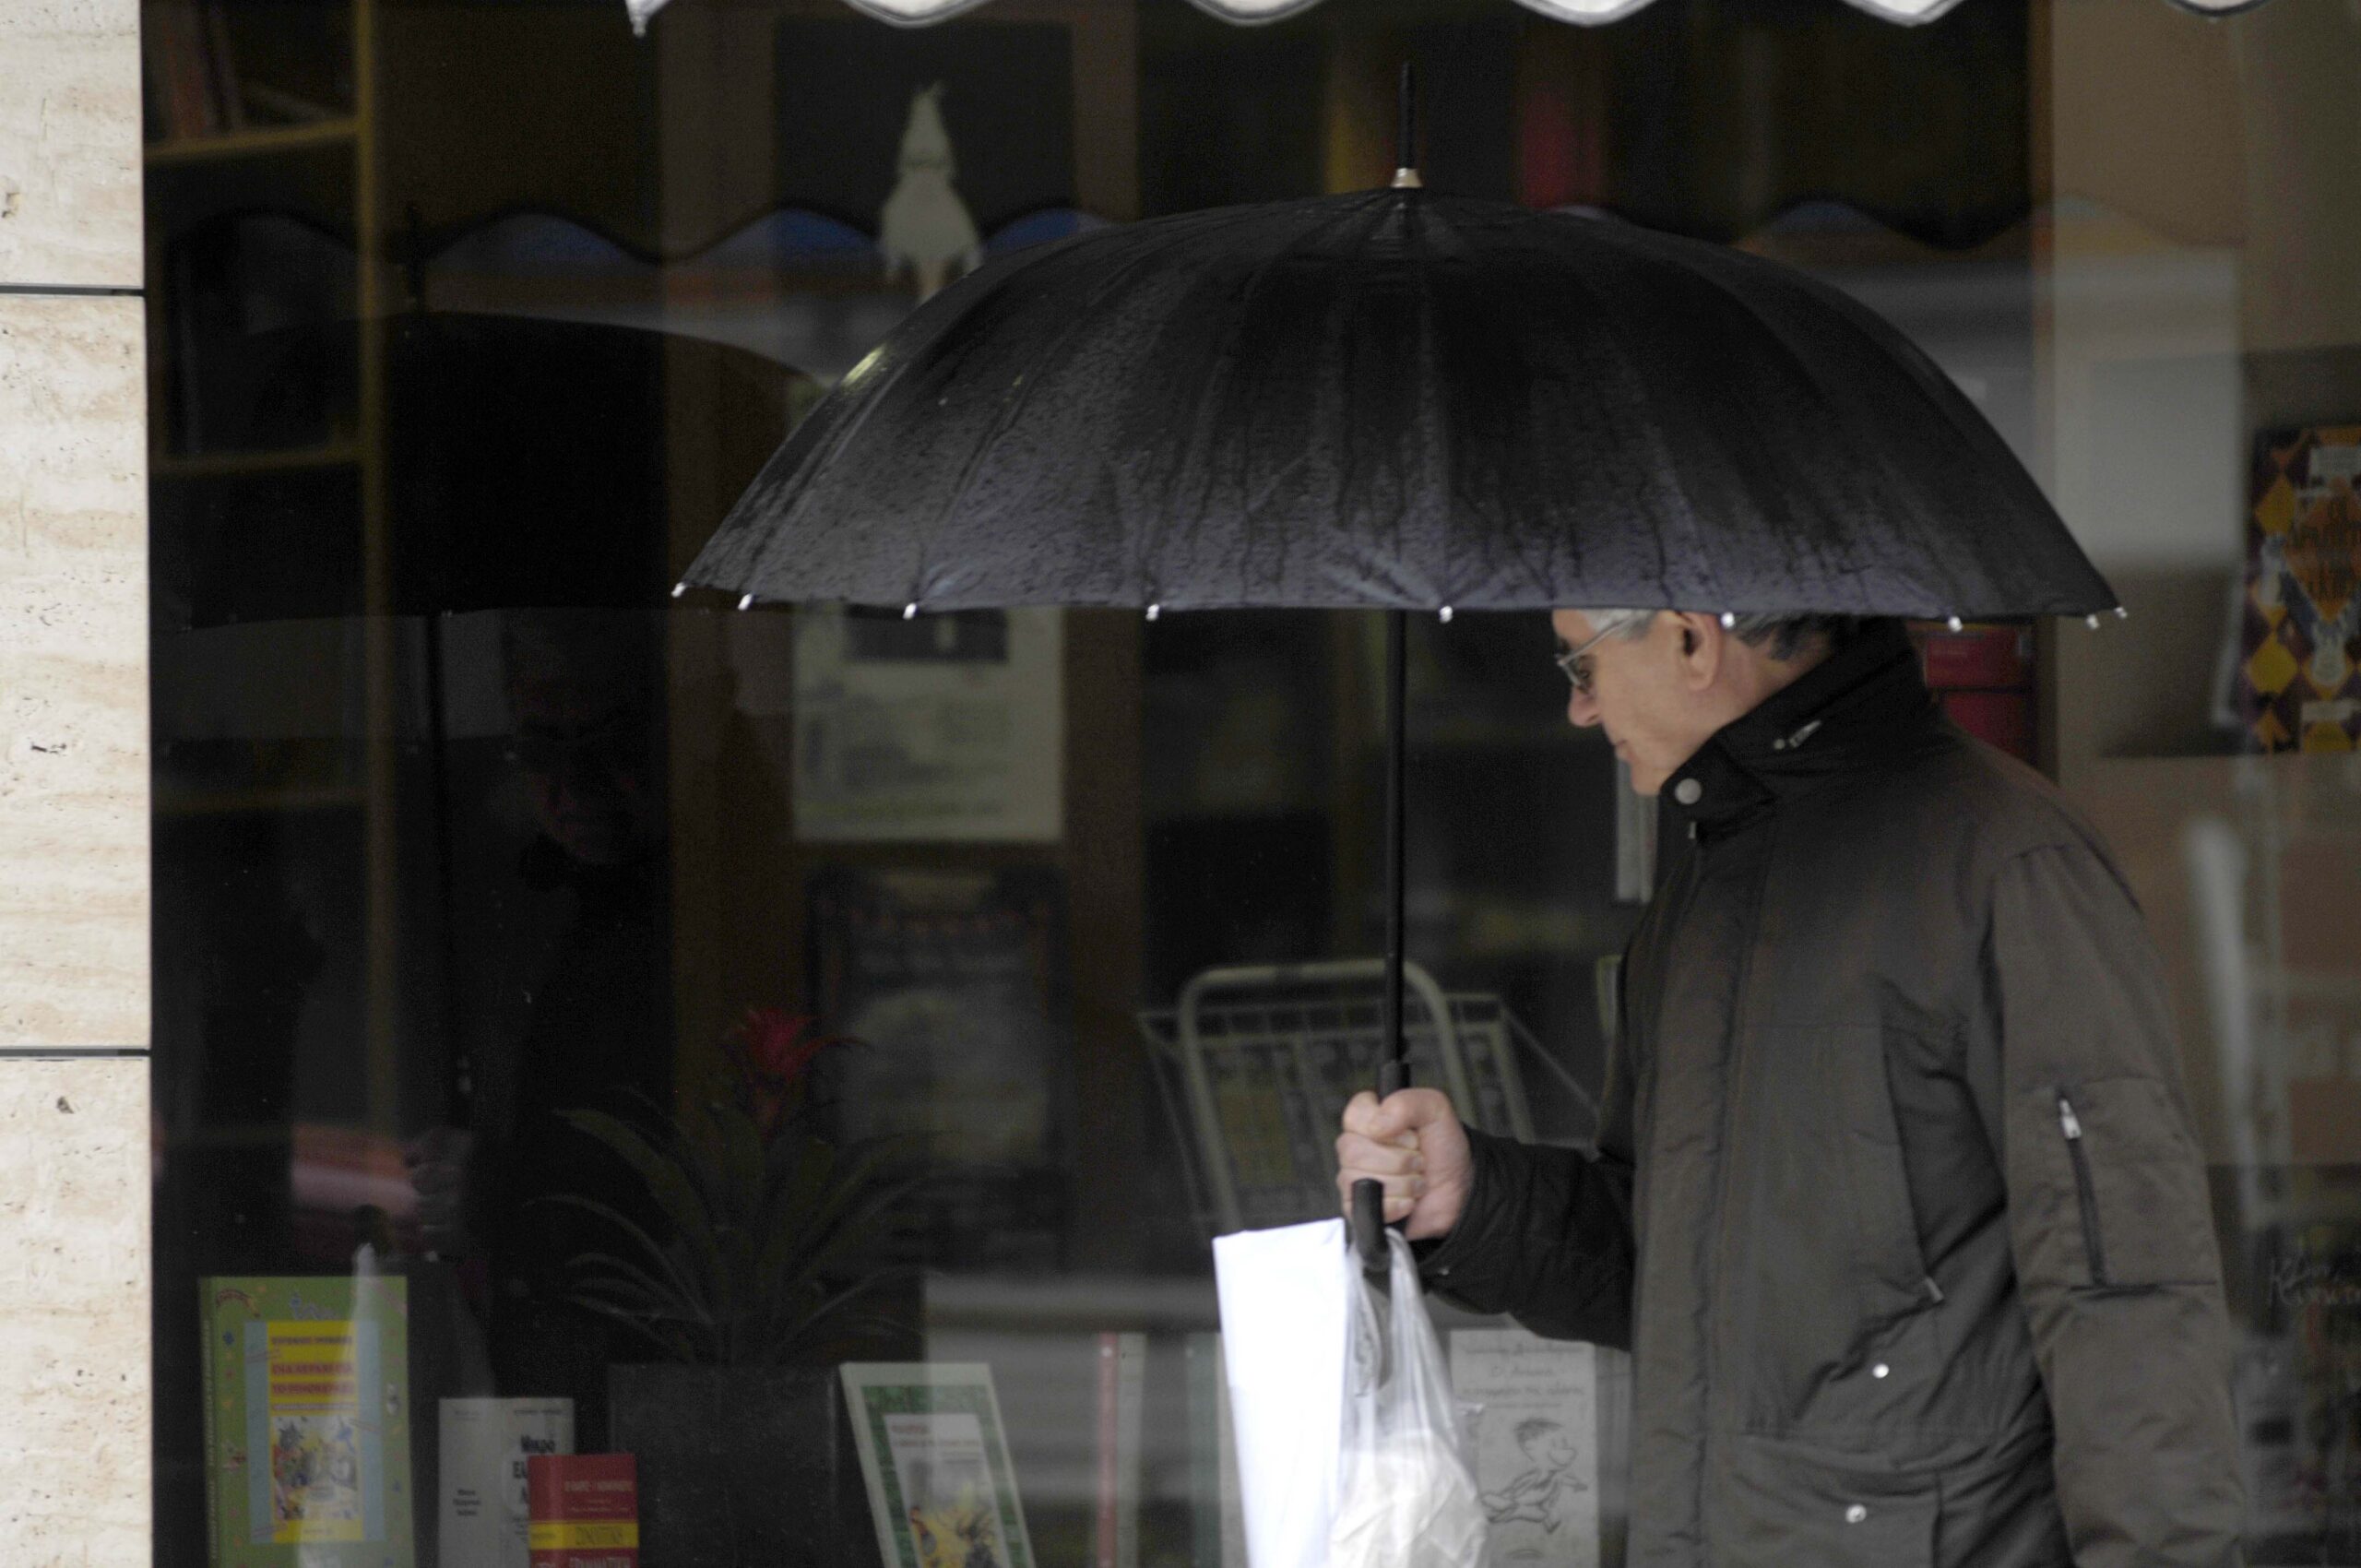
[1421,623,2243,1568]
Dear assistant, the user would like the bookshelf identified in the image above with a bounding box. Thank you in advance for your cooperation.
[142,0,402,1147]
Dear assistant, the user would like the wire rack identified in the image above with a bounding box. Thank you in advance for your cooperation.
[1139,958,1598,1240]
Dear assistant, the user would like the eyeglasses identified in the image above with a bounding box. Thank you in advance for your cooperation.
[1553,624,1623,696]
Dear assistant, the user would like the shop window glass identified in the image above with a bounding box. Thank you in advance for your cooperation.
[143,0,2361,1562]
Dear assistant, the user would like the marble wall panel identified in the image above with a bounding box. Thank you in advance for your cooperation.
[0,292,149,1048]
[0,1055,152,1566]
[0,0,143,288]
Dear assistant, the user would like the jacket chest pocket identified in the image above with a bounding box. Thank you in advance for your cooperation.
[1819,1028,1937,1316]
[1728,1027,1939,1428]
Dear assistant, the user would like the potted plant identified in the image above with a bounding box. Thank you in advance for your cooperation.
[550,1009,919,1568]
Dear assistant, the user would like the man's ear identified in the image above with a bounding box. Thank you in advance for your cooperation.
[1672,611,1722,691]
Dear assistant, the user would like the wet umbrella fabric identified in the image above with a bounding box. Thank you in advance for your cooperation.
[684,186,2115,621]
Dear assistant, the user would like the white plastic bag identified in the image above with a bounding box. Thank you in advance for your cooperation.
[1330,1231,1489,1568]
[1214,1218,1352,1568]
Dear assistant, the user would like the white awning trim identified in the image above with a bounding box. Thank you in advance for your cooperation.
[631,0,2272,37]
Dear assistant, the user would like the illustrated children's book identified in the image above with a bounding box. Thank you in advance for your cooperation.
[199,1275,413,1568]
[841,1363,1036,1568]
[1450,1330,1607,1568]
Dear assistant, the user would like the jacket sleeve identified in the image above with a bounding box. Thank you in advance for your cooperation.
[1417,993,1639,1348]
[1974,841,2244,1568]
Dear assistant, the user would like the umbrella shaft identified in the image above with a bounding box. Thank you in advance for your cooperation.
[1382,608,1408,1092]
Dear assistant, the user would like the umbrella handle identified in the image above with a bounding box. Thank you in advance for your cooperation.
[1352,1179,1389,1277]
[1353,1057,1411,1277]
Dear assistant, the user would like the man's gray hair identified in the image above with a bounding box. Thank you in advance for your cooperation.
[1585,610,1857,663]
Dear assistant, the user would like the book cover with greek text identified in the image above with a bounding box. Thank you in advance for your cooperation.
[198,1276,413,1568]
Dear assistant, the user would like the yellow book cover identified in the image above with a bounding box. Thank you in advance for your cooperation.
[200,1276,414,1568]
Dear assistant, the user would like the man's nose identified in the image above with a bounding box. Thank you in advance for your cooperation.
[1565,687,1603,729]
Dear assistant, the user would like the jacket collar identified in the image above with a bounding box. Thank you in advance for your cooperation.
[1659,619,1936,837]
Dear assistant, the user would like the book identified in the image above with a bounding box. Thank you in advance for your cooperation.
[1450,1330,1607,1568]
[1093,1333,1146,1568]
[1912,620,2036,764]
[2240,426,2361,751]
[526,1454,638,1568]
[842,1362,1037,1568]
[440,1399,575,1568]
[197,1275,414,1568]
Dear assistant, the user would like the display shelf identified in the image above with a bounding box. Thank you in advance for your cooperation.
[154,786,366,819]
[145,118,360,167]
[151,442,361,481]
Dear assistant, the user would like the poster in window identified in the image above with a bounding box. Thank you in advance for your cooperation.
[792,606,1063,843]
[809,866,1070,1268]
[2239,427,2361,752]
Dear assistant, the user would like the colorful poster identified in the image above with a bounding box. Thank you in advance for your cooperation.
[2240,427,2361,752]
[199,1276,413,1568]
[841,1363,1035,1568]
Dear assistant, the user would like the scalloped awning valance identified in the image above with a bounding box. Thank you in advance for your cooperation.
[629,0,2268,35]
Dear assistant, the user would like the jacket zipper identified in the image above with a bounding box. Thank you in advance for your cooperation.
[2058,1094,2108,1285]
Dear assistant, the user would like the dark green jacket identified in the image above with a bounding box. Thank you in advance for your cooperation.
[1423,622,2242,1568]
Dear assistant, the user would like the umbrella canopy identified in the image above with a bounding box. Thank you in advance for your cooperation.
[683,186,2114,623]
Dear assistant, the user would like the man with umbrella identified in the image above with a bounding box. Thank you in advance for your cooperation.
[679,124,2245,1562]
[1338,604,2244,1566]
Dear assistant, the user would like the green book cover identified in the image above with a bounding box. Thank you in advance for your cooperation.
[841,1362,1035,1568]
[198,1276,414,1568]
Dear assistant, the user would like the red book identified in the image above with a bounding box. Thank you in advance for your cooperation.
[1941,691,2035,764]
[1916,622,2033,691]
[527,1454,639,1568]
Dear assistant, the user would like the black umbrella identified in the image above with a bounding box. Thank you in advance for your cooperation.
[681,78,2117,1271]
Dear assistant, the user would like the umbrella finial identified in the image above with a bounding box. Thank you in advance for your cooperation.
[670,582,688,600]
[904,601,919,620]
[1392,63,1422,190]
[1947,615,1964,632]
[737,593,755,611]
[1145,602,1162,622]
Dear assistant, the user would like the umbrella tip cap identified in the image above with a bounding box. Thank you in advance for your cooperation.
[1719,612,1737,628]
[2114,605,2130,619]
[904,601,919,620]
[1438,605,1453,624]
[1145,603,1161,622]
[670,582,688,600]
[1947,615,1964,632]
